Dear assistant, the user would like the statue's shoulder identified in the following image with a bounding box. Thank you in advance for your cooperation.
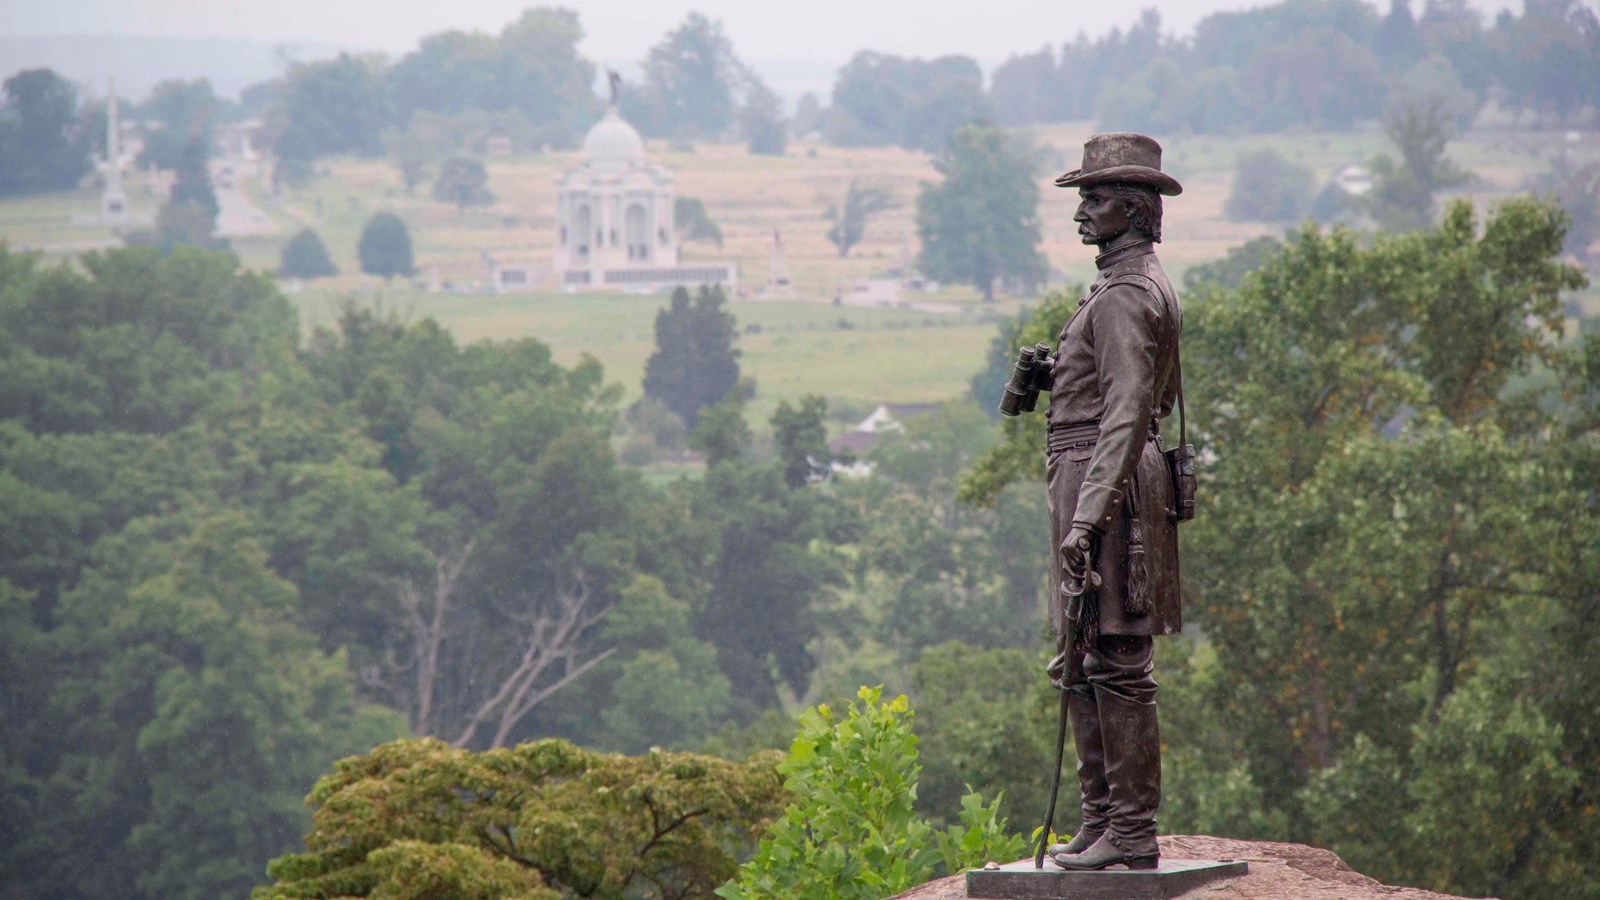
[1108,258,1179,311]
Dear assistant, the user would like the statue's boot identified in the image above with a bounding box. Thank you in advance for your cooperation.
[1045,683,1108,857]
[1054,834,1159,870]
[1057,636,1160,870]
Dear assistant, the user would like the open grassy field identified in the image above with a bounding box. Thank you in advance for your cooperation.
[5,119,1596,433]
[0,184,152,251]
[288,286,1013,428]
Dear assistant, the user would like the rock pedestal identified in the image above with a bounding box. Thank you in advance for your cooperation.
[966,857,1246,899]
[888,835,1494,900]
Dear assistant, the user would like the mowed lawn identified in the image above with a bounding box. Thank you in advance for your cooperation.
[289,287,1009,427]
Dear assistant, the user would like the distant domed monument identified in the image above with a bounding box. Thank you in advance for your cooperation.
[542,77,736,293]
[555,103,675,279]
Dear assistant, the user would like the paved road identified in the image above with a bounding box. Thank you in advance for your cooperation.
[213,163,280,238]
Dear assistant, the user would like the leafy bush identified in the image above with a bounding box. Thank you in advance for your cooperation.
[718,686,1024,900]
[254,737,785,900]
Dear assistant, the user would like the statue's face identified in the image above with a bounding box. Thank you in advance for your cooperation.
[1074,186,1130,247]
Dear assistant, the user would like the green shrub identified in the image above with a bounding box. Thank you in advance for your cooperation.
[253,737,784,900]
[718,686,1024,900]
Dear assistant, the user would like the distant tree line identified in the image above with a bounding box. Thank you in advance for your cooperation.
[256,8,789,183]
[990,1,1600,134]
[243,0,1600,169]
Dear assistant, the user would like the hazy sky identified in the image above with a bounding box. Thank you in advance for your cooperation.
[3,0,1530,66]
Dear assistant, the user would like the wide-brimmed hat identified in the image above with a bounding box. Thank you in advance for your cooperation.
[1054,132,1182,196]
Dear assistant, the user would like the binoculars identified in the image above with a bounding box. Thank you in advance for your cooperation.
[998,342,1055,417]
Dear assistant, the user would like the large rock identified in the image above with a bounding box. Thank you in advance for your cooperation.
[889,835,1492,900]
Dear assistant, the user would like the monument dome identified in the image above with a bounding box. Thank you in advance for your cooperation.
[581,109,646,170]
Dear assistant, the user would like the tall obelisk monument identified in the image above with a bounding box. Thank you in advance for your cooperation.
[100,78,129,225]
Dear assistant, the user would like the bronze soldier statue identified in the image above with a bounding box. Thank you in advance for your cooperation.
[1037,133,1186,871]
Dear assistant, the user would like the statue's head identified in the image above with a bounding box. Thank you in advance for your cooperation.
[1072,182,1165,245]
[1056,132,1179,246]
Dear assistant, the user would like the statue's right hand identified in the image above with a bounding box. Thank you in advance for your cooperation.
[1059,527,1094,577]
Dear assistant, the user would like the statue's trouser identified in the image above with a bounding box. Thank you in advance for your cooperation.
[1066,634,1160,857]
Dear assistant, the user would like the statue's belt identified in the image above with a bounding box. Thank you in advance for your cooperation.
[1046,419,1160,457]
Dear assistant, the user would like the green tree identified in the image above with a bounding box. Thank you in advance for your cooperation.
[824,180,895,258]
[771,395,829,488]
[155,136,220,250]
[279,227,338,278]
[688,388,752,467]
[616,395,688,466]
[255,737,785,900]
[386,29,501,121]
[272,53,392,163]
[383,116,446,191]
[136,78,220,170]
[1532,154,1600,258]
[1224,149,1314,222]
[1387,53,1479,131]
[0,68,93,196]
[1491,0,1600,122]
[674,196,723,247]
[642,285,740,429]
[916,124,1047,301]
[43,513,404,898]
[300,310,629,748]
[988,47,1059,127]
[718,687,1024,900]
[387,9,598,142]
[0,245,293,436]
[1367,97,1473,230]
[1375,0,1424,69]
[690,462,847,717]
[1181,236,1282,291]
[858,405,1046,652]
[792,91,822,137]
[909,643,1055,824]
[432,156,494,210]
[740,77,787,156]
[596,576,734,754]
[639,13,743,139]
[825,52,990,152]
[493,8,601,139]
[358,212,415,279]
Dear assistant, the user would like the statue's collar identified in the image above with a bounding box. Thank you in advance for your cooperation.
[1095,240,1155,272]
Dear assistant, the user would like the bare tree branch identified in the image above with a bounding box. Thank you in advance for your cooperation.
[451,571,615,749]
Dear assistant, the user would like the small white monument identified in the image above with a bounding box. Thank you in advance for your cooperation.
[761,230,798,299]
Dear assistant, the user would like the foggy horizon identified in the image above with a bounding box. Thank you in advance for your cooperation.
[4,0,1531,71]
